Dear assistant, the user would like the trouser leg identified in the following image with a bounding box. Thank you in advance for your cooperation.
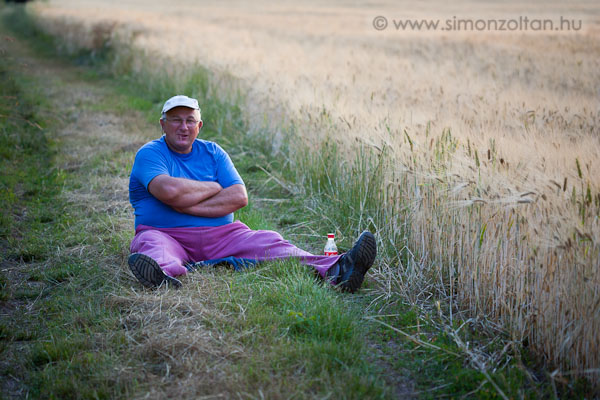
[130,229,189,277]
[170,221,341,279]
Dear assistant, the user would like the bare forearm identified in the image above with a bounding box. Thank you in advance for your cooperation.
[174,184,248,217]
[148,175,222,208]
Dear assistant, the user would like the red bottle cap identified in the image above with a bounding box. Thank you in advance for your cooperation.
[327,233,335,238]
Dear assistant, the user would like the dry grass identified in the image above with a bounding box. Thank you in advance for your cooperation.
[26,0,600,386]
[110,272,251,399]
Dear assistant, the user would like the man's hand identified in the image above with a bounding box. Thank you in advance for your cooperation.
[173,184,248,218]
[148,174,223,208]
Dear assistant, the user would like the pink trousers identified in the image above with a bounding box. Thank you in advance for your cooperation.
[130,221,341,278]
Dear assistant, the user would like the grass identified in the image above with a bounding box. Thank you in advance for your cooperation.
[0,3,596,399]
[220,260,385,398]
[0,16,136,400]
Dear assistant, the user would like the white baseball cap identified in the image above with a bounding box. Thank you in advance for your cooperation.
[161,95,200,114]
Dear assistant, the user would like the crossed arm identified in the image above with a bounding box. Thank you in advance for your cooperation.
[148,174,248,218]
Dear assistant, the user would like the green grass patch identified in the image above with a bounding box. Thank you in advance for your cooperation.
[223,260,387,398]
[366,300,567,399]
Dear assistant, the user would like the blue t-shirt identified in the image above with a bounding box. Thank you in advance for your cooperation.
[129,136,244,228]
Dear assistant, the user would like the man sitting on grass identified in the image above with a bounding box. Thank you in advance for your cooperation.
[128,95,376,292]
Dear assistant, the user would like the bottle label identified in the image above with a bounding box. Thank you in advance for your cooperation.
[324,251,338,256]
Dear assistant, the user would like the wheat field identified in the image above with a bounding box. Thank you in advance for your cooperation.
[29,0,600,383]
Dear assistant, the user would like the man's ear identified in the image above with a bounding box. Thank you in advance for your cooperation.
[159,118,166,132]
[198,120,203,129]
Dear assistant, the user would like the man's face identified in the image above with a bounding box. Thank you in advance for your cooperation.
[159,107,203,154]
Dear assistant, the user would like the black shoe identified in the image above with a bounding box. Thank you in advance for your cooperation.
[128,253,182,289]
[336,231,377,293]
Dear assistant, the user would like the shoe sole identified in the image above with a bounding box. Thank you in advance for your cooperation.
[128,253,182,289]
[340,231,377,293]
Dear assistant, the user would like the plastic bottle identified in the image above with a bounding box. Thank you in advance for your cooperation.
[324,233,338,256]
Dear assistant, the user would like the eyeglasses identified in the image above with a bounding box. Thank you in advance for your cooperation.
[164,117,200,128]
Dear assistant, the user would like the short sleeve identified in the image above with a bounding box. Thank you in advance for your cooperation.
[214,144,245,188]
[131,146,169,189]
